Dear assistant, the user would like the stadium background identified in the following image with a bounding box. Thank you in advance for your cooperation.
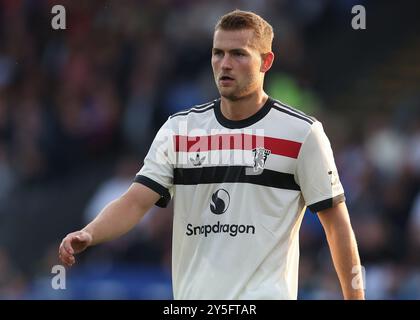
[0,0,419,299]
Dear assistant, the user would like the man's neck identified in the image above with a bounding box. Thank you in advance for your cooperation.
[220,91,269,121]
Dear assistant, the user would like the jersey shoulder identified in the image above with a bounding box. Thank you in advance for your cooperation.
[169,100,217,119]
[269,98,320,142]
[270,99,317,126]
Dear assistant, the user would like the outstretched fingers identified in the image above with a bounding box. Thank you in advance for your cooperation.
[59,235,76,267]
[58,231,92,267]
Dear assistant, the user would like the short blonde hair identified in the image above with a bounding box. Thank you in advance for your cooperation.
[215,9,274,53]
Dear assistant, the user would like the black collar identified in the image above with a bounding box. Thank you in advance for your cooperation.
[214,97,274,129]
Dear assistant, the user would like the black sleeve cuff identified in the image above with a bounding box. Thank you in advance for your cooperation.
[134,175,171,208]
[308,194,346,213]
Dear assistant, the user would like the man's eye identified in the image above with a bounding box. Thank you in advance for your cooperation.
[213,51,223,56]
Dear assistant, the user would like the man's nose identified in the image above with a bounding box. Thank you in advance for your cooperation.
[221,55,233,70]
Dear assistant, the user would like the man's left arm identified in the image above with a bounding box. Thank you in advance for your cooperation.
[317,202,365,300]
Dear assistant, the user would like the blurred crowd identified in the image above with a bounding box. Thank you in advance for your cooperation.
[0,0,419,299]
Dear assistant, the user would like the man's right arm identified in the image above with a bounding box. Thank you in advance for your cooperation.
[59,183,160,266]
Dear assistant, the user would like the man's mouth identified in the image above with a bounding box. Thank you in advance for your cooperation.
[219,76,235,86]
[219,75,234,81]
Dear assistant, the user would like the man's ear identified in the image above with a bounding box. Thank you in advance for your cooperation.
[260,52,274,73]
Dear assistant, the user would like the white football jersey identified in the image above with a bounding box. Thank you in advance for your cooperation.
[135,97,345,299]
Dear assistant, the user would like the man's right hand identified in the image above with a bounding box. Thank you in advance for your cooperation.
[58,230,93,267]
[57,183,161,267]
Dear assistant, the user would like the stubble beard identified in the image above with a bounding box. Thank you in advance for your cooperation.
[218,82,255,102]
[219,89,241,101]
